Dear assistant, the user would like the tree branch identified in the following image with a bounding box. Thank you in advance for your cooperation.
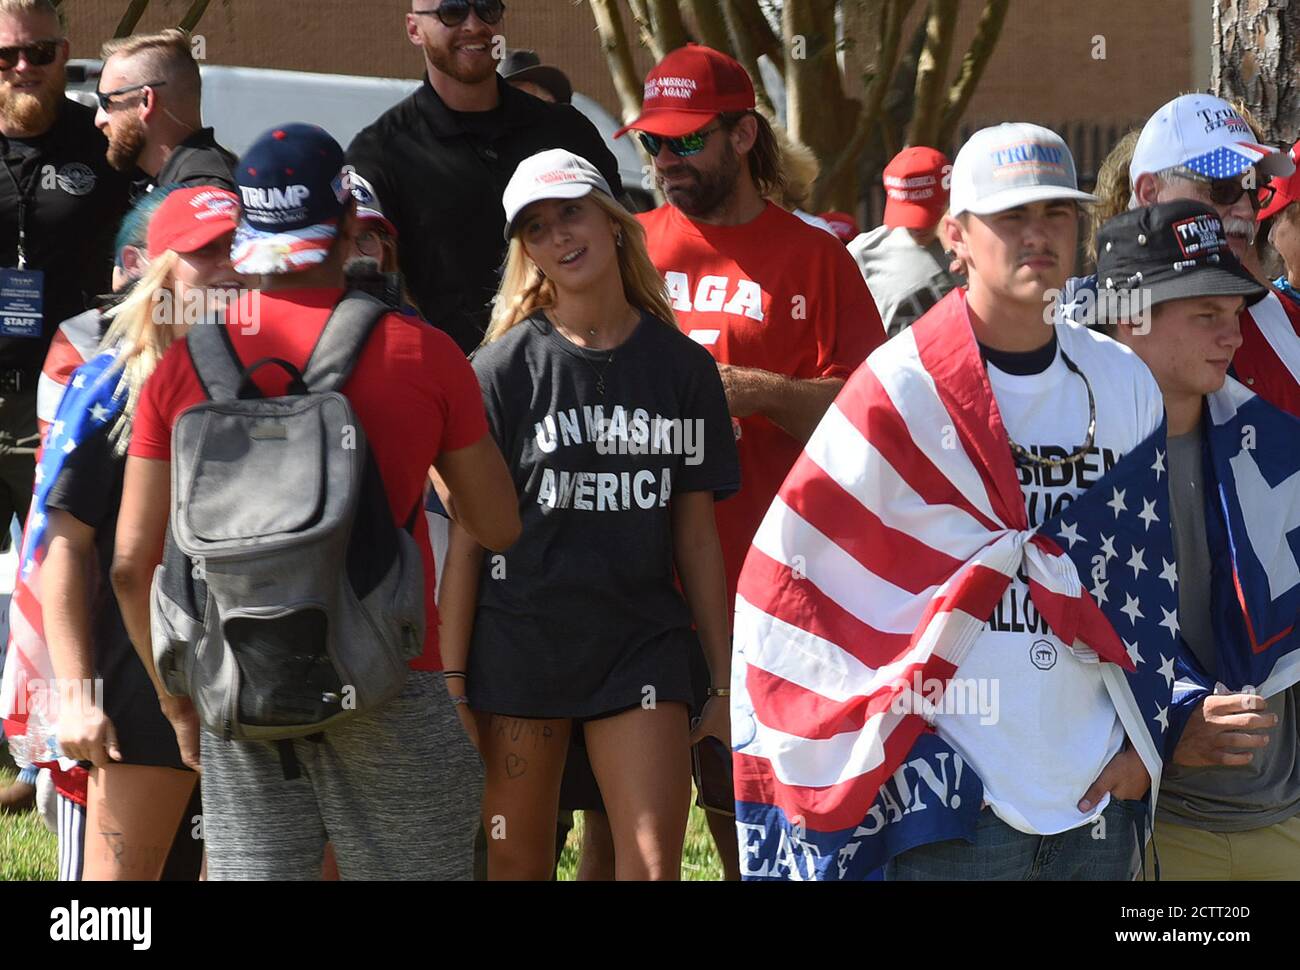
[723,0,784,81]
[588,0,645,125]
[938,0,1008,145]
[811,0,915,210]
[906,0,959,147]
[648,0,691,54]
[722,0,776,115]
[681,0,731,52]
[178,0,212,32]
[114,0,151,37]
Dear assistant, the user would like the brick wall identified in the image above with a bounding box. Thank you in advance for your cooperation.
[61,0,1194,140]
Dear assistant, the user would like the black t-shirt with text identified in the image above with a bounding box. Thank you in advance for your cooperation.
[467,311,739,718]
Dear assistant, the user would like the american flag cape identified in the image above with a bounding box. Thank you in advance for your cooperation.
[1173,376,1300,705]
[0,349,125,773]
[731,288,1179,881]
[1233,291,1300,418]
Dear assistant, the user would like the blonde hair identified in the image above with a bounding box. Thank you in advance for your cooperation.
[0,0,60,25]
[101,29,201,100]
[773,126,819,210]
[484,191,677,343]
[1086,128,1140,264]
[98,250,187,454]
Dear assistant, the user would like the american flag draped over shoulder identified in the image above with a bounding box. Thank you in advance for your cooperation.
[0,350,125,772]
[731,288,1180,881]
[1191,375,1300,698]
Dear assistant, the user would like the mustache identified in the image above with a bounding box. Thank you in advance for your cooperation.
[1018,250,1059,261]
[1222,216,1257,243]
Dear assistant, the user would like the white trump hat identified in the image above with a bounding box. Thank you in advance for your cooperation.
[949,123,1097,217]
[1129,93,1295,185]
[503,149,615,241]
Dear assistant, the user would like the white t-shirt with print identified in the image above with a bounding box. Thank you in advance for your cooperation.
[933,321,1164,835]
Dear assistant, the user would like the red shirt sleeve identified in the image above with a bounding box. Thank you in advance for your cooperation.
[815,241,886,380]
[428,327,489,453]
[127,339,189,461]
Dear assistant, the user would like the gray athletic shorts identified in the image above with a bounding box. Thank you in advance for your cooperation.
[199,670,483,880]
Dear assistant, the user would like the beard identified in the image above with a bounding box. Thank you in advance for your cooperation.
[657,140,742,219]
[106,111,147,172]
[0,67,65,133]
[423,37,498,85]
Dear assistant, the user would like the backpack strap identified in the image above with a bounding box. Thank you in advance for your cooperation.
[301,290,393,394]
[186,318,247,402]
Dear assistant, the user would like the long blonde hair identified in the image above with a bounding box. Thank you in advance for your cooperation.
[98,250,187,453]
[484,191,677,344]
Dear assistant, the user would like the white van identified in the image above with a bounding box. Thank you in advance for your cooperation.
[67,60,652,208]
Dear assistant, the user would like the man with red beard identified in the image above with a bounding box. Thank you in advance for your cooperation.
[1128,93,1300,416]
[95,29,236,194]
[619,44,884,877]
[346,0,621,354]
[0,0,130,815]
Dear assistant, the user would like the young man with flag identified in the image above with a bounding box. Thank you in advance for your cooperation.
[732,123,1179,881]
[1102,200,1300,879]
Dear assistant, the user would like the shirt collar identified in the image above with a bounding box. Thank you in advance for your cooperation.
[416,73,534,137]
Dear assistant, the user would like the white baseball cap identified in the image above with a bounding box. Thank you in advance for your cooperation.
[1129,94,1295,185]
[949,123,1097,217]
[503,149,614,241]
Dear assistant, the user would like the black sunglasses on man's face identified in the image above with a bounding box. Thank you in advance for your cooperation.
[412,0,506,28]
[0,39,61,71]
[95,80,167,111]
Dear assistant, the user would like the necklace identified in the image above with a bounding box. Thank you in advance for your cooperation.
[547,306,638,397]
[1004,347,1098,469]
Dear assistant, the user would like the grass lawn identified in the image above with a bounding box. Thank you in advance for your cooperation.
[0,760,723,881]
[0,764,57,881]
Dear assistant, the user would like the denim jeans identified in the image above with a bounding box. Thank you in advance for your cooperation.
[885,798,1142,881]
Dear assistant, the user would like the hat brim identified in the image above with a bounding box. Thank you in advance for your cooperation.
[503,65,573,104]
[503,182,600,241]
[1094,264,1267,322]
[356,205,398,239]
[614,108,720,139]
[153,219,236,259]
[958,184,1099,216]
[1258,186,1299,222]
[232,219,339,275]
[884,197,945,229]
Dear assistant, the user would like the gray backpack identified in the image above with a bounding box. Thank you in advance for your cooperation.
[150,291,426,742]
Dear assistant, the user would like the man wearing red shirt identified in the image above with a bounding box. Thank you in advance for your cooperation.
[619,45,885,876]
[111,124,519,880]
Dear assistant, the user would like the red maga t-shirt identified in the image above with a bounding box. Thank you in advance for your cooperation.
[128,288,490,670]
[639,202,885,602]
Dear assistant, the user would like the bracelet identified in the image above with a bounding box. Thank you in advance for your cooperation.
[707,687,730,697]
[449,694,470,707]
[442,671,467,680]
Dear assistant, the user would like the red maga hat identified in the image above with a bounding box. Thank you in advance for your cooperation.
[1258,141,1300,222]
[882,146,952,229]
[614,44,755,139]
[147,186,239,259]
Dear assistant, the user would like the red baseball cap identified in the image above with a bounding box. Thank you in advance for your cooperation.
[882,146,952,229]
[614,44,755,139]
[820,211,859,244]
[147,186,239,259]
[1258,141,1300,222]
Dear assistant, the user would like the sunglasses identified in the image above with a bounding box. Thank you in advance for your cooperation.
[95,80,167,111]
[0,39,61,70]
[638,125,722,159]
[1180,168,1276,211]
[412,0,506,28]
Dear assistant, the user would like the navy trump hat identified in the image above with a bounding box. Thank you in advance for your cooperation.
[232,123,350,275]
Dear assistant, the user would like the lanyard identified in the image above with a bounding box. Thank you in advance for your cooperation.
[2,149,38,270]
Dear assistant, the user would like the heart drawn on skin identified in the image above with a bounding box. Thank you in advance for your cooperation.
[505,753,528,778]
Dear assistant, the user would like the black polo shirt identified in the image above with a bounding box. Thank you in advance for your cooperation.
[0,98,132,379]
[346,76,624,354]
[154,126,237,192]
